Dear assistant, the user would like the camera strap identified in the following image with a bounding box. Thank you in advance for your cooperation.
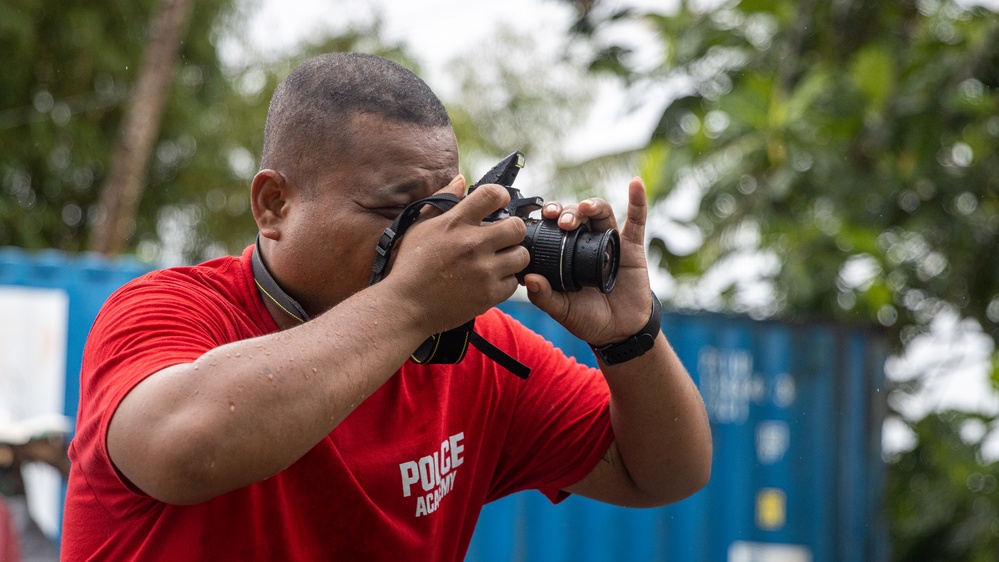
[252,235,310,324]
[369,194,531,379]
[369,193,461,285]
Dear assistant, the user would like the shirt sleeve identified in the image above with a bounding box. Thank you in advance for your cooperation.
[478,309,614,504]
[72,270,251,515]
[87,271,242,422]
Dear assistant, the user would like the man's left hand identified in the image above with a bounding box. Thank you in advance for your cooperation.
[524,177,653,347]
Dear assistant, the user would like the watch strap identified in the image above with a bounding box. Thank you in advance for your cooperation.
[590,292,662,366]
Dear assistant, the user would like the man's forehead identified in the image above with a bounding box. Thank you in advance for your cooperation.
[367,165,457,199]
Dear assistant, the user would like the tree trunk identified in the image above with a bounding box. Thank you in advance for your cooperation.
[89,0,195,256]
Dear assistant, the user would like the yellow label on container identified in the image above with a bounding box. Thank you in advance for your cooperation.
[756,488,786,531]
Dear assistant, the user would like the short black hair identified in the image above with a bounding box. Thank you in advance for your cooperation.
[260,52,451,187]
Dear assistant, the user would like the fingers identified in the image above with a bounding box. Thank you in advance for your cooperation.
[540,197,618,232]
[439,181,526,253]
[496,243,532,280]
[450,183,511,225]
[539,177,648,242]
[486,212,528,250]
[403,181,527,276]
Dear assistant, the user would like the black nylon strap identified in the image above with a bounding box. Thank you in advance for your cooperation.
[468,331,531,379]
[370,194,461,285]
[411,319,474,364]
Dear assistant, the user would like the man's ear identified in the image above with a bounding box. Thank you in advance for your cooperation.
[251,169,291,240]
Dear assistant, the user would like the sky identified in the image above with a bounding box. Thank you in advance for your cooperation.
[237,0,670,160]
[237,0,999,456]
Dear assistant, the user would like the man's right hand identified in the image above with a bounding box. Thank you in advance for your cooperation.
[383,180,530,336]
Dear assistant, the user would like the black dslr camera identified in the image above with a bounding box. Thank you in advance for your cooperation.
[365,151,621,376]
[469,152,620,293]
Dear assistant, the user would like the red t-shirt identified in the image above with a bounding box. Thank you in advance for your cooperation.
[62,246,613,561]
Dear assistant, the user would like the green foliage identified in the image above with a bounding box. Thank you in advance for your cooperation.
[0,0,243,257]
[572,0,999,351]
[0,0,415,263]
[887,411,999,562]
[1,0,598,263]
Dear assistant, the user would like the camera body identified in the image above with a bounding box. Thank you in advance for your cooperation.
[468,152,620,294]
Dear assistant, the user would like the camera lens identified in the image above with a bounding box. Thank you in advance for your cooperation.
[520,219,620,293]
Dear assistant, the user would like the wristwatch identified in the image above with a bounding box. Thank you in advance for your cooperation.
[589,292,662,366]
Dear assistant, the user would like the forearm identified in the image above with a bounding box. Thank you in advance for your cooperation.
[108,280,431,504]
[601,333,712,504]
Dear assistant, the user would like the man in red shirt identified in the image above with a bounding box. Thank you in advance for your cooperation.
[61,52,712,560]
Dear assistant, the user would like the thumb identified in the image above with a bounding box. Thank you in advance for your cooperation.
[435,174,466,198]
[524,273,566,321]
[417,175,466,220]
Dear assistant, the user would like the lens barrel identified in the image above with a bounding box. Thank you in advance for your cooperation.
[520,219,620,293]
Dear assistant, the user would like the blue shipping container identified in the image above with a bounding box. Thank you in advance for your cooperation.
[0,249,888,561]
[0,248,149,428]
[472,300,889,562]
